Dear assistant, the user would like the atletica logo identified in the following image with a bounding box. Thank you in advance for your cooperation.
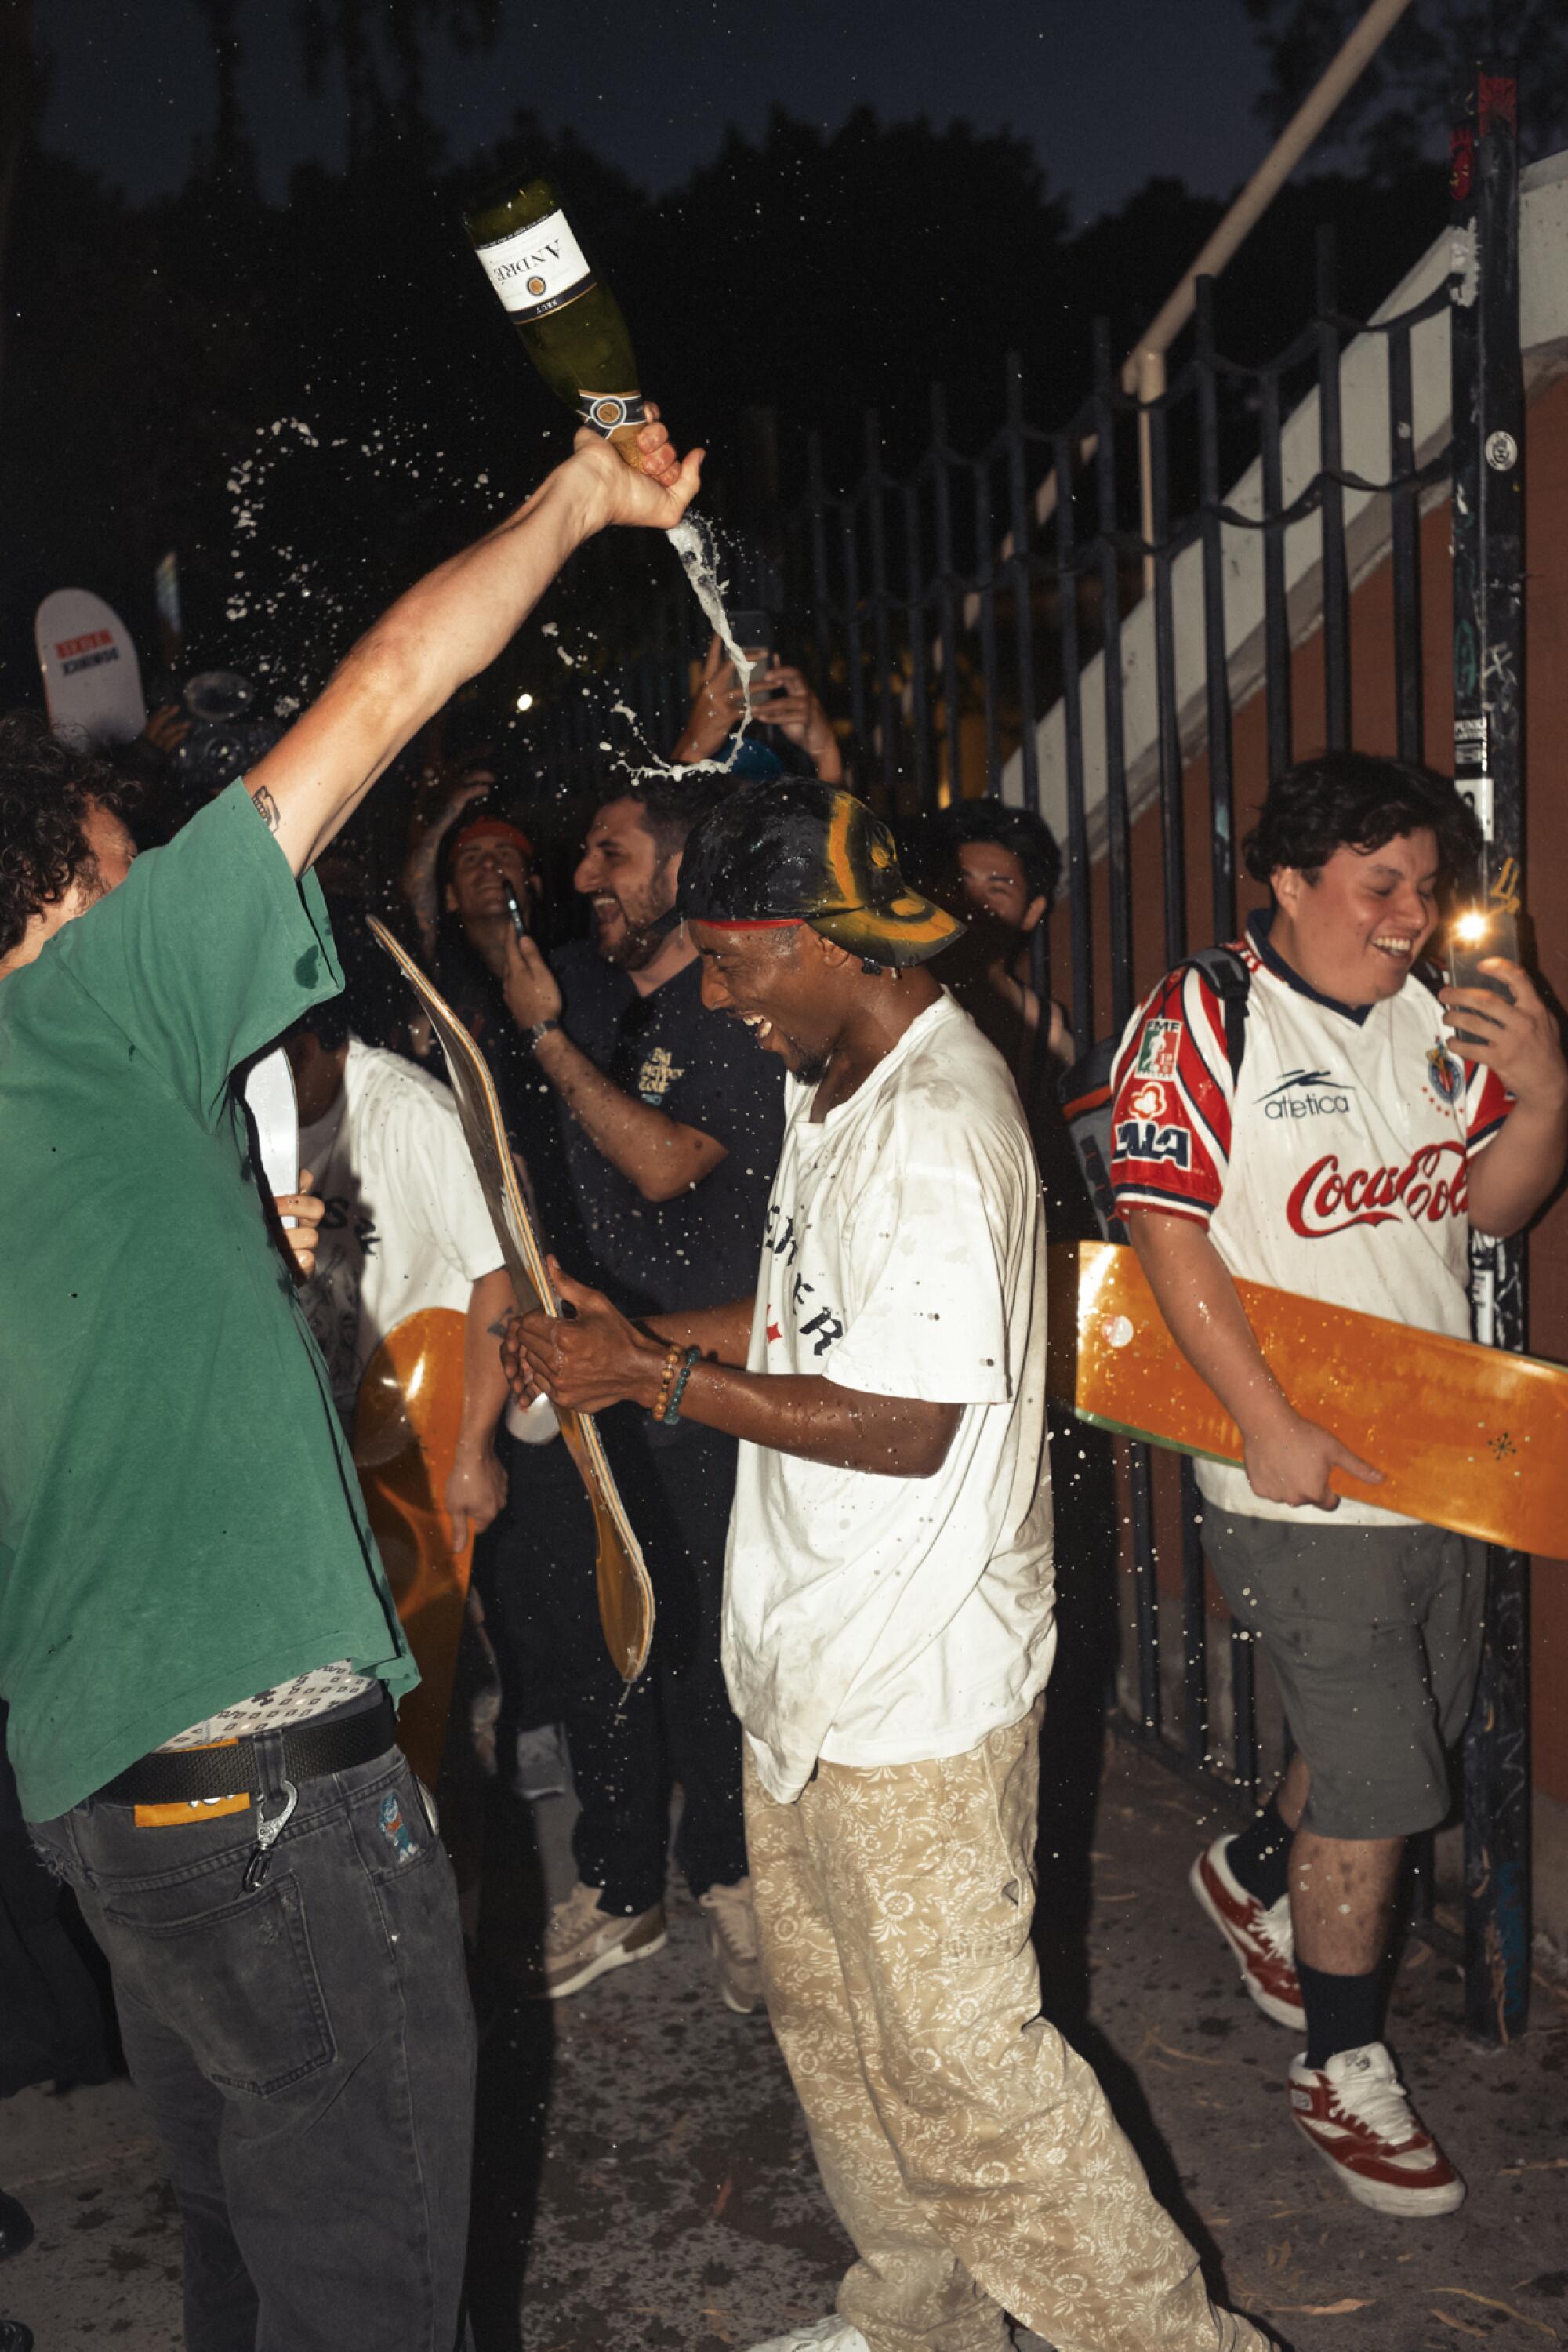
[1258,1067,1352,1119]
[1287,1142,1467,1237]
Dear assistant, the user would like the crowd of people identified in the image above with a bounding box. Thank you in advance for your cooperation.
[1,412,1563,2352]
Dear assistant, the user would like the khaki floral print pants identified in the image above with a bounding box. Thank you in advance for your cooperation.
[744,1707,1267,2352]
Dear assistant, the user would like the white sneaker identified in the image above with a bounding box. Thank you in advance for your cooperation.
[746,2322,870,2352]
[1289,2041,1465,2216]
[699,1875,764,2014]
[525,1881,666,2000]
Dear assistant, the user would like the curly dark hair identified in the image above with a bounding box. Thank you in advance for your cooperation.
[1243,750,1483,892]
[623,768,748,862]
[929,799,1063,909]
[0,710,136,960]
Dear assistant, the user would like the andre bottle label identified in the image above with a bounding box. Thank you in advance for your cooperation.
[576,390,647,437]
[475,208,594,319]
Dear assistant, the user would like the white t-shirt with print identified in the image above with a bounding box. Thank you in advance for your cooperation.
[1108,915,1512,1527]
[723,992,1056,1805]
[300,1037,503,1425]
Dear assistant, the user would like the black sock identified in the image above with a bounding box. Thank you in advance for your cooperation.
[1298,1960,1383,2070]
[1225,1795,1293,1908]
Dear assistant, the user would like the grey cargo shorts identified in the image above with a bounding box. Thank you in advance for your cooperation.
[1202,1510,1486,1840]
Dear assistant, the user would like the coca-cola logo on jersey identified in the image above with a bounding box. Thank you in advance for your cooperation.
[1287,1141,1468,1238]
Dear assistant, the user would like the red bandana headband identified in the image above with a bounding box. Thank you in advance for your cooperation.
[452,815,535,862]
[694,916,804,931]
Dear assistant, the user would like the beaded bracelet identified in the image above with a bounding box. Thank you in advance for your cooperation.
[651,1344,684,1423]
[660,1346,702,1426]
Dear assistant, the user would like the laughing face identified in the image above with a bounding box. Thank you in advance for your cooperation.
[575,797,678,972]
[689,920,840,1083]
[445,833,536,935]
[1271,829,1440,1007]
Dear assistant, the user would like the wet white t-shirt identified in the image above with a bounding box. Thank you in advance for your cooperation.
[300,1037,503,1425]
[723,993,1056,1805]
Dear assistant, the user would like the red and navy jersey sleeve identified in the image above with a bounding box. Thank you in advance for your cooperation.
[1465,1058,1512,1158]
[1109,964,1236,1225]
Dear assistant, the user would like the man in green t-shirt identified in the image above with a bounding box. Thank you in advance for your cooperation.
[1,417,701,2350]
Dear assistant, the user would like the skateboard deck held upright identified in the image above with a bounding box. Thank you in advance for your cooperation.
[368,917,655,1679]
[1048,1240,1568,1559]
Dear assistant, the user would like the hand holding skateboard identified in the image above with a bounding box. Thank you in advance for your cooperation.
[504,1258,664,1418]
[1236,1396,1383,1512]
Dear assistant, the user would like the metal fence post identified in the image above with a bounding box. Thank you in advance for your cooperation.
[1451,57,1530,2045]
[1195,277,1237,940]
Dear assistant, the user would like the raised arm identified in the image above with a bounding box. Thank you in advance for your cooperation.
[493,927,728,1203]
[243,423,702,877]
[1127,1208,1381,1512]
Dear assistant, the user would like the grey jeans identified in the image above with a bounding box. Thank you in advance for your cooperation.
[31,1737,476,2352]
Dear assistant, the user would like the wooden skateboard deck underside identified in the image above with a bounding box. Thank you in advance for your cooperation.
[1047,1240,1568,1559]
[368,918,655,1680]
[354,1308,473,1787]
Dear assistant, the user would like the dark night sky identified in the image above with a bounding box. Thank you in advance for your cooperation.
[38,0,1293,226]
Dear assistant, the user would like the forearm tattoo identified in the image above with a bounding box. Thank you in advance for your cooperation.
[250,784,281,833]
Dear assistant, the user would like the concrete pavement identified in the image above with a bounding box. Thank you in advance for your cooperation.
[3,1735,1565,2350]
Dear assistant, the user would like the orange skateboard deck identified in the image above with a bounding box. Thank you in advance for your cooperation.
[354,1308,473,1788]
[1047,1240,1568,1559]
[368,918,654,1682]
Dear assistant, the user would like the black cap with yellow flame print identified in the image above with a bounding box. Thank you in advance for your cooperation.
[677,778,961,967]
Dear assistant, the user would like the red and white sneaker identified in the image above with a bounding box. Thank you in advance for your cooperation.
[1189,1835,1305,2031]
[1289,2042,1465,2216]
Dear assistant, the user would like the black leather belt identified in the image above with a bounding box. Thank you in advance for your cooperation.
[100,1694,397,1807]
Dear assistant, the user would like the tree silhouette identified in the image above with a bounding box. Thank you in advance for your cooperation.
[1243,0,1568,172]
[291,0,501,162]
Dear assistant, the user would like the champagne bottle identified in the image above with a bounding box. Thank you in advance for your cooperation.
[464,176,646,466]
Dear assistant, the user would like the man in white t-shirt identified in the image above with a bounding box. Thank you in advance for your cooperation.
[504,780,1272,2352]
[282,986,513,1550]
[1109,751,1567,2220]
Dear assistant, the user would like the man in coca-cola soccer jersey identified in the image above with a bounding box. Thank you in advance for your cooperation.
[1109,751,1567,2220]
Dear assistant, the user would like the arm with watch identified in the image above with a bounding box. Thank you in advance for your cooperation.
[494,924,727,1203]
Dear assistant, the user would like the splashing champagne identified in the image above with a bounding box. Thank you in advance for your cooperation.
[463,172,756,739]
[464,176,647,468]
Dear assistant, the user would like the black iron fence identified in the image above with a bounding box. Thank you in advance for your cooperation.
[526,67,1530,2041]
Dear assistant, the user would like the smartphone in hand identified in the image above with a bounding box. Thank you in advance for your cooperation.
[730,610,775,691]
[1446,906,1518,1047]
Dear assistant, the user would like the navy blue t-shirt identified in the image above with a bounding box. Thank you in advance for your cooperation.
[554,941,786,1318]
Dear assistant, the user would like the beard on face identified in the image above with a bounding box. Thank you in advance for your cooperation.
[604,912,672,973]
[593,861,677,971]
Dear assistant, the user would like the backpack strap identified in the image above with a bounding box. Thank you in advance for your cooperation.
[1183,943,1250,1083]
